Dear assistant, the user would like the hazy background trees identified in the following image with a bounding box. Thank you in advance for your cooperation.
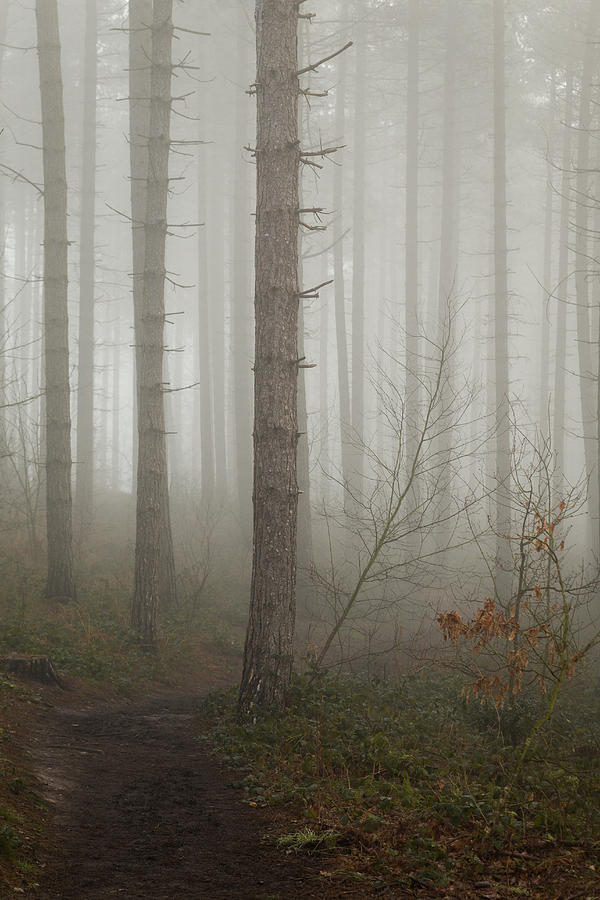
[1,0,600,671]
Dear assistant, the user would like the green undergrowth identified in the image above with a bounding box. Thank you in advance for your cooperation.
[0,678,48,892]
[0,585,241,691]
[201,672,600,894]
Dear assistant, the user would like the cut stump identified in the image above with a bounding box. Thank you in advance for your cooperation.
[0,655,66,689]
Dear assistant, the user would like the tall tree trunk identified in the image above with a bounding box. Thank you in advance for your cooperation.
[493,0,511,602]
[36,0,75,601]
[74,0,97,537]
[405,0,420,480]
[111,318,121,492]
[131,0,177,643]
[552,70,574,484]
[198,146,215,497]
[238,0,300,715]
[333,37,352,508]
[434,0,459,543]
[351,3,366,494]
[0,0,9,451]
[539,74,555,433]
[297,15,313,575]
[574,1,599,551]
[208,74,228,499]
[231,25,253,538]
[438,0,459,314]
[129,0,152,498]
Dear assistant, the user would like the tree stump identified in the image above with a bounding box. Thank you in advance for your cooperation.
[0,655,66,689]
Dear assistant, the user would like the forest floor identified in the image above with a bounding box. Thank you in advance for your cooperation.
[0,666,385,899]
[1,660,599,899]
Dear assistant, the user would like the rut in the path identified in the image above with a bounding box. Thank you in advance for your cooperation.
[31,697,381,900]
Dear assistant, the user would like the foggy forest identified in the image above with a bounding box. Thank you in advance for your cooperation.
[0,0,600,897]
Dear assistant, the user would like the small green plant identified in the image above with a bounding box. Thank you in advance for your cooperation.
[0,823,22,860]
[277,827,341,854]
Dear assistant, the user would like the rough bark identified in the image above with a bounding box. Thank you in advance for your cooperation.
[74,0,98,537]
[36,0,76,602]
[131,0,177,643]
[238,0,299,715]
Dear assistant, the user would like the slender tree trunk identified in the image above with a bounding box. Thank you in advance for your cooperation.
[319,248,330,491]
[232,26,253,537]
[74,0,97,537]
[552,70,574,483]
[111,317,121,492]
[36,0,75,601]
[129,0,152,498]
[351,4,366,494]
[198,165,215,497]
[574,1,599,550]
[438,0,458,313]
[433,0,459,544]
[0,0,9,450]
[131,0,177,642]
[208,49,228,499]
[239,0,300,715]
[493,0,511,602]
[405,0,420,478]
[539,74,555,433]
[297,16,313,574]
[333,34,352,508]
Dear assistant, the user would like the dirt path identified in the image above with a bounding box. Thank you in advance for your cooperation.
[29,694,376,900]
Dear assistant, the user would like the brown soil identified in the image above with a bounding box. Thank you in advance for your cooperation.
[24,689,382,900]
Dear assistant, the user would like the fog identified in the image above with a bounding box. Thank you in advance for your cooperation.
[0,0,598,670]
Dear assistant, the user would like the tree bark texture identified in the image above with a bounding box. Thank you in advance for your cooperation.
[131,0,177,643]
[74,0,98,536]
[36,0,76,602]
[238,0,300,715]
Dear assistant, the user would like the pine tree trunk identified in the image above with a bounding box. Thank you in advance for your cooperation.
[333,39,352,509]
[297,16,313,574]
[74,0,98,538]
[238,0,300,715]
[552,71,574,483]
[36,0,75,602]
[574,1,599,550]
[351,4,366,494]
[132,0,177,642]
[405,0,420,481]
[129,0,152,499]
[493,0,511,602]
[539,74,555,433]
[232,26,253,538]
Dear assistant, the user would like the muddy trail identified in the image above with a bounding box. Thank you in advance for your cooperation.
[28,694,380,900]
